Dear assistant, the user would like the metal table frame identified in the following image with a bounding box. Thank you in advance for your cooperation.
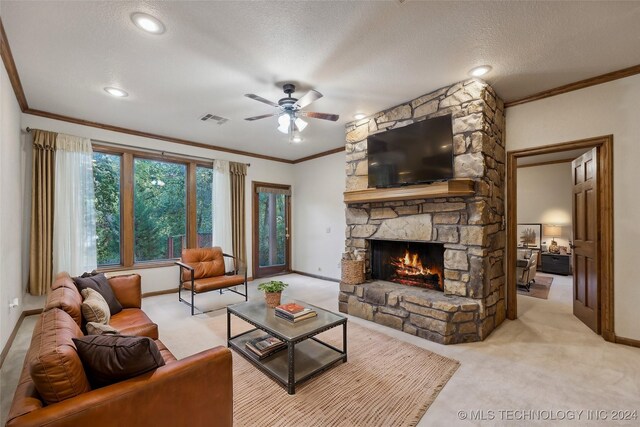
[227,303,347,395]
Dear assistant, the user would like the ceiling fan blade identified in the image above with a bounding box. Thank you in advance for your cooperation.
[302,111,339,121]
[293,90,323,109]
[244,94,279,107]
[244,113,277,121]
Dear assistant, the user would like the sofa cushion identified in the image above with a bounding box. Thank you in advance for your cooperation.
[109,308,159,340]
[180,247,226,281]
[155,340,178,364]
[28,308,91,404]
[72,334,165,388]
[81,288,111,324]
[74,272,123,315]
[44,285,83,327]
[182,274,245,293]
[86,322,119,335]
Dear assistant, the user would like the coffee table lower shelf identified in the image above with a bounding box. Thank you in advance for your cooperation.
[228,329,346,394]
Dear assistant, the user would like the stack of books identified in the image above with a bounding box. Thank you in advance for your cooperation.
[275,303,317,323]
[245,334,286,359]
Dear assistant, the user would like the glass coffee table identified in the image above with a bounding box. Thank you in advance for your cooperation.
[227,300,347,394]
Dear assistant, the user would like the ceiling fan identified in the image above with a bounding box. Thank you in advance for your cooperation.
[244,83,339,141]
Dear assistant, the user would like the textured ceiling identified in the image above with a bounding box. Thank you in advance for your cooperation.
[2,1,640,160]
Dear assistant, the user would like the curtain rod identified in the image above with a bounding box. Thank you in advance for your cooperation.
[24,127,250,167]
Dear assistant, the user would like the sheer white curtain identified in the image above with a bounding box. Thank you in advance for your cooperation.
[52,134,97,275]
[213,159,234,271]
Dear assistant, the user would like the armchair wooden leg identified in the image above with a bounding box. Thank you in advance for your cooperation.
[191,288,195,316]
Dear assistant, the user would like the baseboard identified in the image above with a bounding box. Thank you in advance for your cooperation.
[291,270,340,283]
[141,278,253,299]
[0,308,43,368]
[615,335,640,348]
[141,288,178,298]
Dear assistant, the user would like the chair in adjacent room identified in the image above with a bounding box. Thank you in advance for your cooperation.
[516,251,538,292]
[176,247,247,315]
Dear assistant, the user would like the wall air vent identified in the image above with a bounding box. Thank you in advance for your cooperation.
[199,113,229,125]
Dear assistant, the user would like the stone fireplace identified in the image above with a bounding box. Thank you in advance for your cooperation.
[339,79,506,344]
[370,240,444,291]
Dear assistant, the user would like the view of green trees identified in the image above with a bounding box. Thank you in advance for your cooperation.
[93,154,214,265]
[196,166,213,247]
[257,192,286,267]
[93,152,121,265]
[93,153,286,267]
[133,158,187,261]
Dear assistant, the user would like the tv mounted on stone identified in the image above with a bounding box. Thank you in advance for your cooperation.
[367,114,454,188]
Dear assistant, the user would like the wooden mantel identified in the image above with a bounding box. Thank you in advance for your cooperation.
[343,179,475,204]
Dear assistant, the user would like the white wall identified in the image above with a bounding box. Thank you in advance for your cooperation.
[1,64,26,350]
[292,151,345,280]
[506,73,640,340]
[20,114,295,294]
[517,162,573,249]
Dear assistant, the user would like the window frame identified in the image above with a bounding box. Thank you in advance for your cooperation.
[93,144,213,272]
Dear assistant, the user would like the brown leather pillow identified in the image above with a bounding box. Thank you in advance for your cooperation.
[74,272,123,315]
[73,335,165,388]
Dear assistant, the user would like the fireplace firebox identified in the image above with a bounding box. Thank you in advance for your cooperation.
[370,240,445,291]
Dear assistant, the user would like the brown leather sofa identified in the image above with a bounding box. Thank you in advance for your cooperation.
[6,273,233,427]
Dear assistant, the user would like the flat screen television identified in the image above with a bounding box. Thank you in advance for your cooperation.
[367,115,453,188]
[367,115,454,188]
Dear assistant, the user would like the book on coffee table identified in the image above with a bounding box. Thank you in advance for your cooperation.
[275,303,318,323]
[245,334,286,359]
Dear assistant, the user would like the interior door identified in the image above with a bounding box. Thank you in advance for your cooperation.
[253,182,291,278]
[572,148,600,333]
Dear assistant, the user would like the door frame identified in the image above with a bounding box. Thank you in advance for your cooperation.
[506,135,614,342]
[251,181,292,279]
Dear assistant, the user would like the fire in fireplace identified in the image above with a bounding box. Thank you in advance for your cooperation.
[370,240,444,291]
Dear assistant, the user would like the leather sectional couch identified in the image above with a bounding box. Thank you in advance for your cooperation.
[6,273,233,427]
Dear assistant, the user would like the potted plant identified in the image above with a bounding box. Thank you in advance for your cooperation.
[257,280,288,308]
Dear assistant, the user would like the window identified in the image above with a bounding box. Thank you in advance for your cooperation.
[134,158,187,262]
[92,152,121,265]
[91,145,217,270]
[196,166,213,248]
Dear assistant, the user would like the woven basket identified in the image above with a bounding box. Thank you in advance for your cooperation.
[264,292,282,308]
[341,260,365,285]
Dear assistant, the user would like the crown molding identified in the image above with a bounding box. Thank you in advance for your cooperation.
[504,64,640,108]
[0,18,28,111]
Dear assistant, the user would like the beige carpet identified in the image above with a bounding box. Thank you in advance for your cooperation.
[233,323,459,427]
[517,275,554,299]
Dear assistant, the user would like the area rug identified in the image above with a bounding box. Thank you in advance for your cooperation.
[233,322,460,427]
[517,275,554,299]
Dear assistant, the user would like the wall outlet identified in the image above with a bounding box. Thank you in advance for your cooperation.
[9,297,20,309]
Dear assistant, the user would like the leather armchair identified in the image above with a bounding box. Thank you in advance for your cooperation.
[176,247,247,315]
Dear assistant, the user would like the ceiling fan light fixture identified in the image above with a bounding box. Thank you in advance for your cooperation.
[294,117,308,132]
[291,135,302,143]
[277,113,290,134]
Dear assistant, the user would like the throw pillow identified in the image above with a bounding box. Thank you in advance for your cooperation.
[72,334,166,388]
[86,322,119,335]
[73,272,123,315]
[81,288,111,324]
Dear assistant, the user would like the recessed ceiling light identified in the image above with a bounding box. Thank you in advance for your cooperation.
[104,87,129,97]
[131,12,165,34]
[354,113,366,120]
[469,65,492,77]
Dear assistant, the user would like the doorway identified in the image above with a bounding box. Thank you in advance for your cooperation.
[252,181,291,278]
[506,136,614,342]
